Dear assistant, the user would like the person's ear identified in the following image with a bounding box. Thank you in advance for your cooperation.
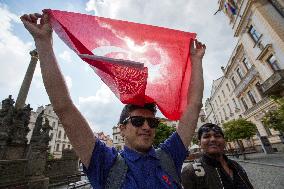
[119,124,126,137]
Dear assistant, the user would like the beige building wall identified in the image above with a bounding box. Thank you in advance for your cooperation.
[211,0,284,151]
[112,126,125,150]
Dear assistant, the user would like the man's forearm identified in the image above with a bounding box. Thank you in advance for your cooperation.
[35,39,73,111]
[35,39,96,167]
[177,57,204,147]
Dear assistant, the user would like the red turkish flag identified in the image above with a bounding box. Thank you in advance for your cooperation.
[46,9,196,120]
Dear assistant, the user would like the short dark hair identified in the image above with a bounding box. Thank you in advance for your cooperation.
[197,123,224,140]
[118,103,157,125]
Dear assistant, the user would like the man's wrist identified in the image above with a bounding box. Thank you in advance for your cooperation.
[35,37,53,48]
[190,56,203,61]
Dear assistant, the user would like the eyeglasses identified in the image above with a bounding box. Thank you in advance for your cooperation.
[122,116,160,128]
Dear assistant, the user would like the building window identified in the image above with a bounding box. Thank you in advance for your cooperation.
[241,97,248,110]
[50,133,53,140]
[232,98,238,108]
[58,131,62,139]
[215,115,219,124]
[232,76,237,87]
[218,96,221,103]
[223,108,227,117]
[266,54,280,71]
[227,103,232,113]
[255,82,264,97]
[64,133,67,140]
[62,144,65,150]
[219,112,223,121]
[222,90,225,98]
[236,68,243,79]
[248,25,261,43]
[56,144,60,151]
[68,145,70,149]
[247,90,257,105]
[226,83,231,92]
[242,57,252,70]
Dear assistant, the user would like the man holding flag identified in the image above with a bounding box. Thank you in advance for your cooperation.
[21,11,206,189]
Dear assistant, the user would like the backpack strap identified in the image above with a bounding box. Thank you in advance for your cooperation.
[105,153,128,189]
[105,148,181,189]
[155,148,181,187]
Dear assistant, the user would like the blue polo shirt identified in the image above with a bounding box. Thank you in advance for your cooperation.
[83,132,187,189]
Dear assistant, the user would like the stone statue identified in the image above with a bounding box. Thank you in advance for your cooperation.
[10,104,32,144]
[27,110,52,177]
[41,118,53,146]
[0,96,15,141]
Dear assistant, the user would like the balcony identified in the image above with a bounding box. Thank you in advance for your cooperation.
[234,66,258,97]
[269,0,284,17]
[243,97,270,117]
[261,70,284,96]
[234,107,240,113]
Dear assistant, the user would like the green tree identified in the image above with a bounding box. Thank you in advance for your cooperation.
[191,134,198,145]
[223,119,257,159]
[153,122,175,147]
[47,152,54,160]
[262,97,284,135]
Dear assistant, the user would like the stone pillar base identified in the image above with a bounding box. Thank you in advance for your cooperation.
[27,176,49,189]
[5,144,26,159]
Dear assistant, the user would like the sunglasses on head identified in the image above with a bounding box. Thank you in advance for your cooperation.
[200,125,223,134]
[122,116,160,128]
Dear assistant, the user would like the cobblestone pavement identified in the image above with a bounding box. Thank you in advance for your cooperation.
[231,152,284,189]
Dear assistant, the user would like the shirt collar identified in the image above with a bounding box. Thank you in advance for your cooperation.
[122,146,157,162]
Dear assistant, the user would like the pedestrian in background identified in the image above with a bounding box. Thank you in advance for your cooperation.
[181,123,254,189]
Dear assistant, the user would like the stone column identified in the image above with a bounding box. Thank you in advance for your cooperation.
[15,50,38,110]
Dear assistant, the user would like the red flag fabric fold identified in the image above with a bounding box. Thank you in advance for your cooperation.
[46,9,196,120]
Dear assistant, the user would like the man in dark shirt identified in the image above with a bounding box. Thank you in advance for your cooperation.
[181,123,254,189]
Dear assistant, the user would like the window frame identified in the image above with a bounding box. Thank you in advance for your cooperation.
[248,25,261,43]
[266,54,280,71]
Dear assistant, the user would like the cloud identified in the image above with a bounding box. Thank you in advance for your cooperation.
[59,50,72,63]
[78,84,123,134]
[0,3,36,102]
[0,4,33,91]
[65,75,73,89]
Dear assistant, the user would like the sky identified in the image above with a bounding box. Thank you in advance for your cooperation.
[0,0,237,136]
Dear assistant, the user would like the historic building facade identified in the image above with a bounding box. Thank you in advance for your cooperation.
[205,0,284,151]
[112,125,125,150]
[27,104,73,158]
